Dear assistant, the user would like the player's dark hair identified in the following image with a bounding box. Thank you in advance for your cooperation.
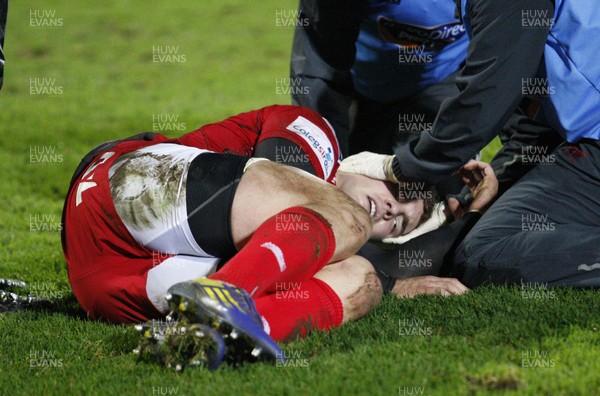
[418,186,440,227]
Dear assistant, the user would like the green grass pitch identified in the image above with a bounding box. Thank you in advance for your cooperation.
[1,1,598,395]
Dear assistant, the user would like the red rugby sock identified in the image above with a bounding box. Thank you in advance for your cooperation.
[209,206,335,299]
[254,278,344,342]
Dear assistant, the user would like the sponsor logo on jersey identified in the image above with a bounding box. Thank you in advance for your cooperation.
[377,16,466,50]
[286,116,335,180]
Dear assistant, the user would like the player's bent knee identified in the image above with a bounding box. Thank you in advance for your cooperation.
[234,161,336,218]
[317,203,370,254]
[309,192,372,254]
[235,160,371,260]
[338,201,372,243]
[314,256,383,323]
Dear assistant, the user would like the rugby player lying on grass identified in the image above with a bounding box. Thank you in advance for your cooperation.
[61,105,494,370]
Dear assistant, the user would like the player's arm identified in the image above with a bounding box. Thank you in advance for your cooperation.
[362,211,482,280]
[174,108,262,156]
[362,211,480,298]
[251,105,341,183]
[291,0,361,155]
[177,105,342,183]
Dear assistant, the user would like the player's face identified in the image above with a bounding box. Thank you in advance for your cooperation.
[335,171,424,240]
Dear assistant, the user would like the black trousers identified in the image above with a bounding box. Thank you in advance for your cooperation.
[453,140,600,288]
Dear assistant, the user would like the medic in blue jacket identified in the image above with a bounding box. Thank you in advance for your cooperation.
[348,0,600,288]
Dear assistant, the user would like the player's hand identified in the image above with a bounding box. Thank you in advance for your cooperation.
[391,276,469,298]
[338,152,399,183]
[455,160,498,216]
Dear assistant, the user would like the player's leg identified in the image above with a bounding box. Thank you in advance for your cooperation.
[313,255,383,324]
[453,140,600,287]
[110,148,371,314]
[254,255,383,342]
[108,144,371,318]
[209,159,371,299]
[109,144,368,299]
[315,256,383,323]
[231,159,370,258]
[156,155,372,365]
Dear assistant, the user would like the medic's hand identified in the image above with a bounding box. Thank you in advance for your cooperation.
[338,152,399,183]
[455,160,498,216]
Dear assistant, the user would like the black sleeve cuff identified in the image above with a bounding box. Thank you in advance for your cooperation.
[376,269,396,294]
[392,156,406,182]
[445,184,473,208]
